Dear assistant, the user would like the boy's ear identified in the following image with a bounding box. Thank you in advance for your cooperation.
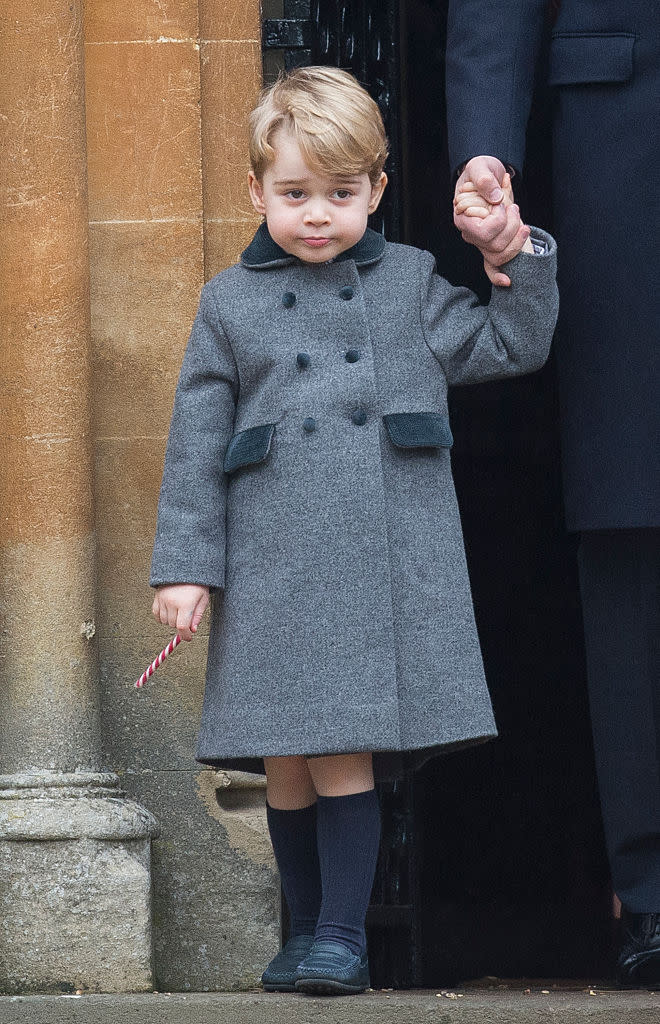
[368,172,388,214]
[248,171,266,216]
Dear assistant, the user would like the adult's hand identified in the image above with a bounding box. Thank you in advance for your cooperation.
[454,155,530,287]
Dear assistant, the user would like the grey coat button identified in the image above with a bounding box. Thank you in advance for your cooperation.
[297,352,311,368]
[302,417,316,432]
[351,408,367,426]
[339,286,354,300]
[282,291,296,308]
[345,349,360,363]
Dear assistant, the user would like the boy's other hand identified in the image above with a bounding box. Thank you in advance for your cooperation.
[152,583,210,642]
[454,156,531,287]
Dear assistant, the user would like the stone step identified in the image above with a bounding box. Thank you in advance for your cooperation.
[1,989,659,1024]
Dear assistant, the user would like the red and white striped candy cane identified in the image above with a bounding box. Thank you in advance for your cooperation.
[135,634,182,688]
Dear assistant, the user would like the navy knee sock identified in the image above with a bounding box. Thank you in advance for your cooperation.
[314,788,382,956]
[266,801,322,938]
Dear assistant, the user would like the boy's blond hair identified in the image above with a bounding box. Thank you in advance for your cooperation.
[249,66,389,185]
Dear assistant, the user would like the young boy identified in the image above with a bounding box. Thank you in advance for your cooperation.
[150,66,558,995]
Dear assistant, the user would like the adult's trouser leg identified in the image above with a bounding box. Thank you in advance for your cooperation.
[577,528,660,911]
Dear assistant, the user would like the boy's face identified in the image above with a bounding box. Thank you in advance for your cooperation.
[248,127,387,264]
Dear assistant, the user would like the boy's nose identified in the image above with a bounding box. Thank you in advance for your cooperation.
[303,204,331,226]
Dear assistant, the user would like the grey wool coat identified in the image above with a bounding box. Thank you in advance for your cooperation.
[150,223,558,782]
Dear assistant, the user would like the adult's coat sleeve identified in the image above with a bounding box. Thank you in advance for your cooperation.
[420,227,558,386]
[445,0,548,175]
[150,284,239,590]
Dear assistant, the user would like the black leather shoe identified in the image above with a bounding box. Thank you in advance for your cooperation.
[294,939,370,995]
[616,910,660,988]
[261,933,315,992]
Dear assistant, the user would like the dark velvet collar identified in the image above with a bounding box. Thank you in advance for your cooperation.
[240,222,386,269]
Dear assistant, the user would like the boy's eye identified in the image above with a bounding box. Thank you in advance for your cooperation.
[286,189,305,200]
[333,189,352,199]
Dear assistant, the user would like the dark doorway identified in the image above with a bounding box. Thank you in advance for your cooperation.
[262,0,613,987]
[397,0,612,986]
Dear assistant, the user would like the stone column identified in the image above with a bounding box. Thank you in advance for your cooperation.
[0,0,157,995]
[199,0,263,276]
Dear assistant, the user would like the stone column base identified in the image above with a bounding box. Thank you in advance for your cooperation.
[0,771,159,995]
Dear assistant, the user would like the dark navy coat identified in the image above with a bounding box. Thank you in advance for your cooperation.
[446,0,659,530]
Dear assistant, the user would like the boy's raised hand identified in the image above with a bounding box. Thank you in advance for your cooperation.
[152,583,210,642]
[454,171,515,218]
[453,163,532,287]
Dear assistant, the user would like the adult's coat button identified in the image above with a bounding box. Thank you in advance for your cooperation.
[339,286,354,300]
[345,348,360,363]
[351,408,367,426]
[297,352,311,368]
[303,417,316,432]
[282,291,296,308]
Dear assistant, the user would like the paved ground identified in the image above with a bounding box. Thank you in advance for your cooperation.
[1,985,659,1024]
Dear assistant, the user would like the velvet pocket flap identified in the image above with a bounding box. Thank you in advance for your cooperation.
[223,423,276,473]
[383,412,453,449]
[548,33,635,86]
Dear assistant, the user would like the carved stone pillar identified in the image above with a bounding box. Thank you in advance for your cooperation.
[0,0,157,994]
[199,0,263,276]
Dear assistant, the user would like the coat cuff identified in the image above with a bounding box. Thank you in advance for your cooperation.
[530,235,549,256]
[500,225,557,270]
[149,548,226,590]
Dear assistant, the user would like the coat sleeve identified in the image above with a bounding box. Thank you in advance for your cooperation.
[149,283,239,590]
[445,0,548,175]
[419,227,558,387]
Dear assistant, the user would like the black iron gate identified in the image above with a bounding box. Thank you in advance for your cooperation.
[262,0,404,243]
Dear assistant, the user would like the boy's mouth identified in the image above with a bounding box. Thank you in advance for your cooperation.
[303,237,331,247]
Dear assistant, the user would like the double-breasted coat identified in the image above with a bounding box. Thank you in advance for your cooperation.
[150,223,558,782]
[446,0,659,529]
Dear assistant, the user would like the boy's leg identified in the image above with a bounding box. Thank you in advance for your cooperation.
[304,752,381,956]
[264,753,317,810]
[263,755,322,938]
[306,752,375,797]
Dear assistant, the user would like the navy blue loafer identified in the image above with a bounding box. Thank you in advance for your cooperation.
[261,933,315,992]
[294,939,370,995]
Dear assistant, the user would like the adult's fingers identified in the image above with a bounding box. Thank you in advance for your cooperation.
[474,170,504,204]
[462,155,507,204]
